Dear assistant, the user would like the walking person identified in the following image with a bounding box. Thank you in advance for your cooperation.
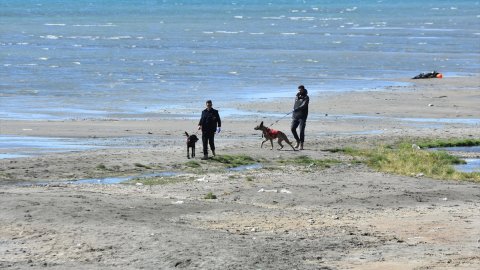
[291,85,309,150]
[198,100,221,160]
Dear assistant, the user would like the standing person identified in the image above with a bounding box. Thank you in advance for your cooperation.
[291,85,309,150]
[198,100,221,160]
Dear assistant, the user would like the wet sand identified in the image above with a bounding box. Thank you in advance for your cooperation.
[1,76,480,269]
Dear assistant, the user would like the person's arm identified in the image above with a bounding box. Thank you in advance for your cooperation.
[216,110,221,128]
[294,96,309,111]
[198,111,204,129]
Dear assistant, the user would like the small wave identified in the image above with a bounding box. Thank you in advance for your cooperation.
[262,16,285,20]
[72,23,116,27]
[67,36,100,40]
[234,15,243,19]
[318,17,343,21]
[41,35,61,39]
[38,57,48,61]
[105,36,132,40]
[249,32,264,35]
[216,31,241,34]
[289,17,315,21]
[44,23,66,26]
[281,32,297,35]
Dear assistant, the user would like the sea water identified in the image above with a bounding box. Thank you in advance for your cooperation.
[1,0,479,120]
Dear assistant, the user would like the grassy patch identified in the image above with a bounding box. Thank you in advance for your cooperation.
[211,154,257,168]
[96,163,107,170]
[343,143,479,182]
[185,160,201,168]
[204,192,217,199]
[415,138,480,149]
[134,163,151,169]
[279,155,340,169]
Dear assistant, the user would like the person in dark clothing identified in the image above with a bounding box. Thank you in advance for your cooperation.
[291,85,309,150]
[198,100,221,160]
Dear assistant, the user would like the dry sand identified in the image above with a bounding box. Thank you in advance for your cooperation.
[1,76,479,269]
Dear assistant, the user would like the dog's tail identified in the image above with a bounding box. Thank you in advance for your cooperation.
[184,131,189,137]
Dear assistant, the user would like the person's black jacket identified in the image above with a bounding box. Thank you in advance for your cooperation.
[292,90,309,119]
[198,108,221,133]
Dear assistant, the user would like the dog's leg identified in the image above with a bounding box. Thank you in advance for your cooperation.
[187,147,190,159]
[286,138,296,151]
[269,139,274,150]
[280,132,296,151]
[277,139,284,150]
[261,139,268,148]
[192,146,195,158]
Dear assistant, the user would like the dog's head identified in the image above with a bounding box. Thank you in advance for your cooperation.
[185,132,198,144]
[254,121,264,130]
[189,134,199,143]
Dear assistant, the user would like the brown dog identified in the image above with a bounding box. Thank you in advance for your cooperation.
[185,132,199,159]
[254,121,296,151]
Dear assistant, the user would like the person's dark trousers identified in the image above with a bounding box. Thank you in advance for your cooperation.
[202,131,215,156]
[291,118,307,143]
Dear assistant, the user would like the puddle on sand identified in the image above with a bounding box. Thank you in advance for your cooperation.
[431,146,480,173]
[432,146,480,153]
[68,172,179,184]
[0,135,100,159]
[455,159,480,173]
[16,172,179,186]
[17,163,263,186]
[228,163,263,171]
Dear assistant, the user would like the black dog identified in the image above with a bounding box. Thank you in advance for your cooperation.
[185,132,199,159]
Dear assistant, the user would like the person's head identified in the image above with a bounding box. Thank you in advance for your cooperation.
[298,85,307,94]
[205,100,213,109]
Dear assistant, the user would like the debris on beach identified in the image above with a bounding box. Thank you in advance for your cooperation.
[412,70,443,79]
[196,176,208,182]
[258,188,278,193]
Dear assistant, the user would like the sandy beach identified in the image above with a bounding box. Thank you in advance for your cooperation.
[1,76,480,269]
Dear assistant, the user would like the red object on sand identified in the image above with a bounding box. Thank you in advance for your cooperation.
[436,73,443,78]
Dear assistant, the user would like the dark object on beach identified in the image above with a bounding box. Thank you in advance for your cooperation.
[412,71,443,79]
[185,132,199,159]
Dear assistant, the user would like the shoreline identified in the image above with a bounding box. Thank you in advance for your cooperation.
[2,75,479,123]
[1,76,480,269]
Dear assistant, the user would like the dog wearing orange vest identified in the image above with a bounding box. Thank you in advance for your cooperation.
[254,121,296,151]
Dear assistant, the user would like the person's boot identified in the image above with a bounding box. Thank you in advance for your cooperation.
[212,150,216,156]
[300,142,304,150]
[294,141,300,149]
[201,154,208,160]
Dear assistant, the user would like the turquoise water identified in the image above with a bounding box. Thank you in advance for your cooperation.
[1,0,479,120]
